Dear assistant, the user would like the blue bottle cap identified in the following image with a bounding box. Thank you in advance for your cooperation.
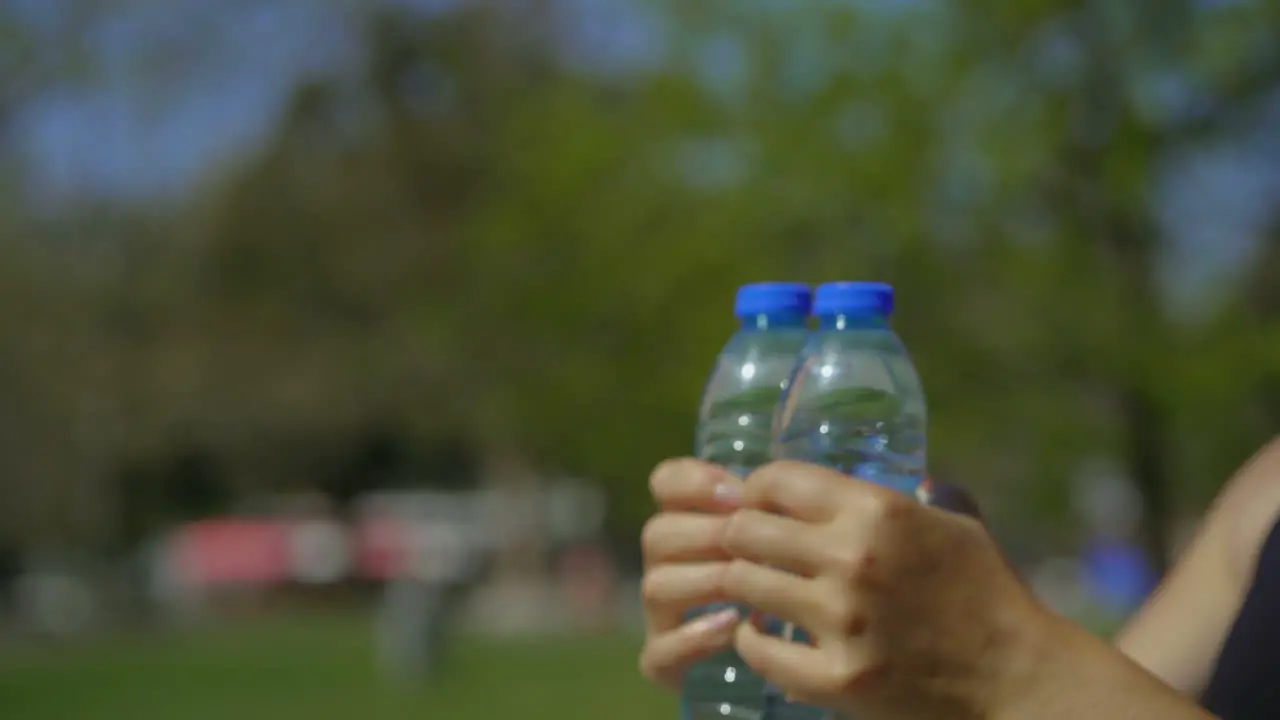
[733,282,812,318]
[813,281,894,317]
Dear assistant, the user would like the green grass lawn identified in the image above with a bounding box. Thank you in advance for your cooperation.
[0,615,676,720]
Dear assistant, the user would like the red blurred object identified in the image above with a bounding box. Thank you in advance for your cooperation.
[173,520,291,587]
[557,541,618,632]
[354,517,411,580]
[168,515,473,587]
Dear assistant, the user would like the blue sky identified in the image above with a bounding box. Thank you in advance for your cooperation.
[6,0,364,204]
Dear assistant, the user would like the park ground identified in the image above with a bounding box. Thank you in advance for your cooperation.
[0,614,673,720]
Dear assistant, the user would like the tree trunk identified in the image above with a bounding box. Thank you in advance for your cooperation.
[1117,384,1172,575]
[1103,216,1173,576]
[1069,3,1177,576]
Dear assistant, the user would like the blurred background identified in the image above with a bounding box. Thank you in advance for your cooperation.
[2,0,1280,718]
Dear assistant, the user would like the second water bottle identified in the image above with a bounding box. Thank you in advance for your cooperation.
[774,281,928,496]
[768,281,929,720]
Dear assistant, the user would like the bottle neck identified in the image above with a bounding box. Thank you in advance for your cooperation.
[737,311,809,331]
[817,313,890,331]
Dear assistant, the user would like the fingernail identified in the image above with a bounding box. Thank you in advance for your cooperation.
[713,482,742,507]
[690,607,740,634]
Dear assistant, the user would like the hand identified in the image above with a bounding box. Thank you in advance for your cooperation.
[719,461,1046,720]
[635,458,990,698]
[637,459,744,691]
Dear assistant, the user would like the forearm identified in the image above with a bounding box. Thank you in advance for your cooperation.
[995,611,1217,720]
[1113,607,1223,698]
[1107,522,1241,697]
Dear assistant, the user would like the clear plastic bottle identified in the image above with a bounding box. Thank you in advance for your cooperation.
[775,281,927,495]
[770,281,929,720]
[683,282,813,720]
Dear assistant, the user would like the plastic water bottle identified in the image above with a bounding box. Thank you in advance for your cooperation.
[770,281,929,720]
[775,281,928,497]
[683,282,813,720]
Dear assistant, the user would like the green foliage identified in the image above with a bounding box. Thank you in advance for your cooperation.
[2,0,1280,550]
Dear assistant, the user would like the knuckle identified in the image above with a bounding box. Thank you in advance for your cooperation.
[818,592,862,636]
[814,663,852,696]
[742,461,773,482]
[639,570,664,605]
[839,658,887,698]
[864,486,908,521]
[651,458,722,504]
[742,463,777,493]
[819,656,879,698]
[720,511,748,548]
[694,461,724,489]
[825,546,870,581]
[640,516,666,557]
[648,459,683,497]
[722,558,753,593]
[761,459,802,476]
[758,460,821,490]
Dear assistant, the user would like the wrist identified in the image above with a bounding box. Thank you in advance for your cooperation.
[982,596,1078,720]
[985,601,1214,720]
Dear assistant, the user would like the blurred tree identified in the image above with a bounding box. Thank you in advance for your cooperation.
[3,0,1280,570]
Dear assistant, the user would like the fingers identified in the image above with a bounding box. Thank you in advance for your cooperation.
[735,621,882,708]
[650,459,743,512]
[722,560,831,632]
[639,606,741,691]
[721,509,827,576]
[641,513,729,567]
[642,562,728,633]
[733,621,829,702]
[743,461,847,521]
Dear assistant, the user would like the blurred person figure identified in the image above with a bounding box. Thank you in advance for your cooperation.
[376,521,484,683]
[636,439,1280,720]
[557,539,619,633]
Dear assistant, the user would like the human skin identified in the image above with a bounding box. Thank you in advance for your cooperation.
[638,458,1219,720]
[1112,439,1280,697]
